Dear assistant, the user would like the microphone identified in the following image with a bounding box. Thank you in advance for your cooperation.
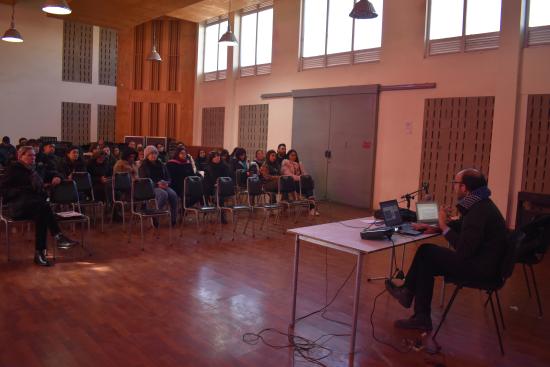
[422,182,429,194]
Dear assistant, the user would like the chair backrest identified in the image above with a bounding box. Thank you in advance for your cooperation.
[50,180,80,205]
[132,178,156,202]
[300,174,314,193]
[72,171,93,192]
[113,172,132,192]
[247,175,263,196]
[235,169,248,189]
[184,176,205,201]
[517,214,550,264]
[500,229,526,282]
[278,175,295,194]
[217,177,234,198]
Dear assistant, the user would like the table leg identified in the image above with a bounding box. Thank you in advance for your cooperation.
[290,235,301,327]
[349,252,365,360]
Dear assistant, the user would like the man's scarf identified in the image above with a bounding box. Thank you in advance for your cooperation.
[457,186,491,211]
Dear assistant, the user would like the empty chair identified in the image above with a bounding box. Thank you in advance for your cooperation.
[234,168,249,203]
[128,178,171,250]
[111,172,132,227]
[182,176,217,231]
[247,175,280,237]
[0,196,33,261]
[216,177,252,240]
[49,180,91,257]
[72,171,104,232]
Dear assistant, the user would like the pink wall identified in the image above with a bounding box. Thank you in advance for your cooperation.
[194,0,550,225]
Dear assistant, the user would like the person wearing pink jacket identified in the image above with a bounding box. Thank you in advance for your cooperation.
[281,149,318,215]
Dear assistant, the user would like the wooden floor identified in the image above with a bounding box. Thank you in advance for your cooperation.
[1,202,549,367]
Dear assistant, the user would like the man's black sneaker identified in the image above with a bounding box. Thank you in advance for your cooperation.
[394,313,433,331]
[34,250,53,267]
[55,234,78,249]
[385,279,414,309]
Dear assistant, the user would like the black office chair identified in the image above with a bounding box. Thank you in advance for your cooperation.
[516,214,550,318]
[278,175,310,222]
[111,172,132,228]
[182,176,217,232]
[432,230,526,355]
[128,178,172,250]
[49,180,91,257]
[247,175,280,237]
[216,177,252,240]
[72,171,105,232]
[0,196,33,262]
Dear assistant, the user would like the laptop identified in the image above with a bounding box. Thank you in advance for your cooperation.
[416,202,439,224]
[379,200,422,236]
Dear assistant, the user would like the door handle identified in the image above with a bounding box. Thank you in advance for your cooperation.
[324,150,332,159]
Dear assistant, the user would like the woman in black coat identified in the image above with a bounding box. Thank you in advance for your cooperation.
[0,146,78,266]
[204,151,231,223]
[61,146,86,179]
[87,151,113,202]
[166,147,196,197]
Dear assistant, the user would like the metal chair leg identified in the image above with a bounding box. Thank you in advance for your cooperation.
[494,290,505,330]
[488,292,505,355]
[433,285,461,341]
[140,218,144,251]
[529,265,543,318]
[523,264,532,298]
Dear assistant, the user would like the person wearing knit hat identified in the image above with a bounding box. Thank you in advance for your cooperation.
[138,145,178,226]
[113,148,139,180]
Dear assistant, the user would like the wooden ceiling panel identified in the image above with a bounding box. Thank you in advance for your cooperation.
[168,0,264,23]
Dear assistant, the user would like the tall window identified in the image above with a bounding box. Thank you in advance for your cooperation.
[203,18,229,81]
[427,0,502,56]
[300,0,383,70]
[240,2,274,77]
[526,0,550,47]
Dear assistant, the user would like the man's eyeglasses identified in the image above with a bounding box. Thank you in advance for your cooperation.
[451,180,463,185]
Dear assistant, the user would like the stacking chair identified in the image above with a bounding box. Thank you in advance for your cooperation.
[234,169,249,203]
[516,214,550,318]
[247,175,280,237]
[278,175,310,222]
[432,230,526,355]
[216,177,252,240]
[72,172,104,232]
[0,196,33,262]
[128,178,171,250]
[182,176,217,231]
[49,180,91,257]
[111,172,132,228]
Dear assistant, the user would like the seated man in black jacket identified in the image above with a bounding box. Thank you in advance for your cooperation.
[385,168,508,330]
[36,142,62,184]
[1,146,78,266]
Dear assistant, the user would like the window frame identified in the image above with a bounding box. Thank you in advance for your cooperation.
[203,16,229,82]
[299,0,383,71]
[239,1,274,77]
[525,0,550,47]
[425,0,502,57]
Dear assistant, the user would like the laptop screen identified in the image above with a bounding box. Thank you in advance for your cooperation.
[416,202,438,223]
[380,200,402,227]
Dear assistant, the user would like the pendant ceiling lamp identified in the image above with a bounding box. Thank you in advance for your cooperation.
[42,0,72,15]
[349,0,378,19]
[2,3,23,43]
[218,0,238,46]
[147,22,162,62]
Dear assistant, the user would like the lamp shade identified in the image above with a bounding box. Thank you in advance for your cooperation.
[2,27,23,43]
[147,45,162,62]
[349,0,378,19]
[42,0,72,15]
[218,26,238,46]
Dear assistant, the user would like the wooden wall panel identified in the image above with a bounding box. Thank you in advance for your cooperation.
[131,102,143,135]
[63,21,93,83]
[522,94,550,194]
[202,107,225,147]
[99,28,118,86]
[238,104,268,155]
[62,102,91,145]
[419,97,494,208]
[98,104,116,142]
[116,18,197,144]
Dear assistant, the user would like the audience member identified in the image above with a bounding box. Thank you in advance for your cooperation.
[113,148,139,179]
[138,145,178,226]
[204,151,231,223]
[112,146,121,161]
[276,143,287,165]
[219,149,231,168]
[16,137,28,150]
[260,150,281,202]
[103,146,117,169]
[36,142,62,184]
[0,136,17,166]
[281,149,318,215]
[385,169,508,331]
[157,144,168,163]
[87,150,112,202]
[166,146,196,197]
[254,149,265,167]
[61,146,86,179]
[127,141,137,150]
[195,149,208,172]
[0,146,77,266]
